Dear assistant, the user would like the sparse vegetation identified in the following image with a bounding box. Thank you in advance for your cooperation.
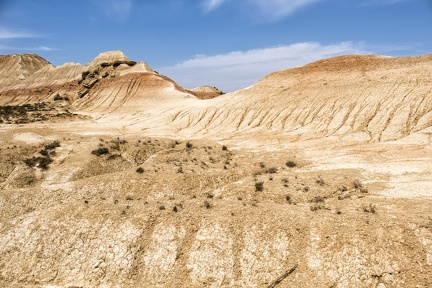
[267,167,278,174]
[310,204,326,211]
[286,160,297,168]
[282,178,289,187]
[203,200,212,209]
[136,167,144,173]
[255,181,264,192]
[362,204,376,213]
[44,140,61,150]
[24,140,60,170]
[91,147,109,156]
[0,103,76,124]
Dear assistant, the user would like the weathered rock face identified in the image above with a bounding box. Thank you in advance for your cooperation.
[89,50,137,67]
[0,50,193,107]
[0,54,51,88]
[162,54,432,142]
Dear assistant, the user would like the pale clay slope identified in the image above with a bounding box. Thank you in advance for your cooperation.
[0,51,432,288]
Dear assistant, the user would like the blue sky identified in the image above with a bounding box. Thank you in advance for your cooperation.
[0,0,431,92]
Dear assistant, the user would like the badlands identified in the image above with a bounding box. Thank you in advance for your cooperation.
[0,51,431,287]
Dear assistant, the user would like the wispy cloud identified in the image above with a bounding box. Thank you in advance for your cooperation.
[0,27,55,52]
[203,0,228,12]
[159,41,368,92]
[251,0,322,20]
[202,0,322,21]
[95,0,133,20]
[0,27,38,39]
[0,45,56,52]
[360,0,416,6]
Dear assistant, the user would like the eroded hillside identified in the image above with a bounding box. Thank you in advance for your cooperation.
[0,51,431,287]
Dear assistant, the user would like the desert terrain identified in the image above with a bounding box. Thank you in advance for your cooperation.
[0,51,431,287]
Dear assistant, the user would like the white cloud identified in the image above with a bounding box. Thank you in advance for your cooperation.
[0,27,38,39]
[203,0,228,12]
[251,0,322,20]
[159,41,369,92]
[202,0,322,20]
[95,0,133,20]
[0,45,56,52]
[360,0,416,6]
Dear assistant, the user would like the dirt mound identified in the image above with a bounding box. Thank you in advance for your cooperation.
[190,86,224,99]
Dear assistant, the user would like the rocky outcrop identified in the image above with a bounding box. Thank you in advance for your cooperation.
[89,50,137,67]
[0,51,195,106]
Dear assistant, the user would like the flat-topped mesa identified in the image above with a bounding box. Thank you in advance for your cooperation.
[90,50,137,67]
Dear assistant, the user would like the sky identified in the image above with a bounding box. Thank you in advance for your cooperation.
[0,0,431,92]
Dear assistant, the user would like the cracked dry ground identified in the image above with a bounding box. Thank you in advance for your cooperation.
[0,124,431,288]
